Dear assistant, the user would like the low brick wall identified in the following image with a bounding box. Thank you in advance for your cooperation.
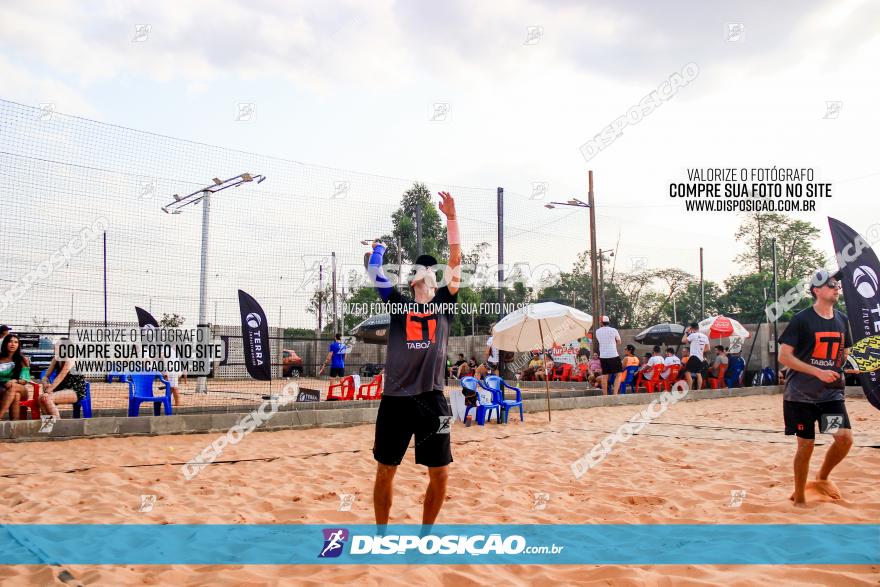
[1,387,868,442]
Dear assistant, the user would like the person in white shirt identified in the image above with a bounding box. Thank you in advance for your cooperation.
[594,316,623,395]
[484,334,500,375]
[681,322,710,390]
[662,348,682,380]
[642,345,665,378]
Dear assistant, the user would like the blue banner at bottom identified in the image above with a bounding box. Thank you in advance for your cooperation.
[1,524,877,565]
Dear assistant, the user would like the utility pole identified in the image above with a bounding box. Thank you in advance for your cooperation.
[103,232,108,327]
[543,171,600,352]
[596,249,614,317]
[497,187,505,322]
[588,171,600,353]
[699,247,705,320]
[771,238,779,376]
[318,265,323,335]
[416,202,423,256]
[331,251,338,335]
[315,264,323,377]
[397,235,403,293]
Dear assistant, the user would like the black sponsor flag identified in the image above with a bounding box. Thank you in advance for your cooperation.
[829,217,880,411]
[238,289,271,381]
[135,306,160,328]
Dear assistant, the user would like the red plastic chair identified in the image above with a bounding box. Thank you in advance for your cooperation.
[638,364,665,393]
[661,365,682,391]
[356,374,383,400]
[550,363,572,382]
[570,363,589,382]
[326,375,356,401]
[17,382,41,420]
[707,364,727,389]
[561,363,574,381]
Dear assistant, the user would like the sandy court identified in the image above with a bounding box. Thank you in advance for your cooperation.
[1,394,878,585]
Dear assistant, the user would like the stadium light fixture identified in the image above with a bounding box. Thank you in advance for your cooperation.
[161,172,266,393]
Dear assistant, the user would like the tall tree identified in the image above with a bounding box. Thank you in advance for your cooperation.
[734,212,825,278]
[306,282,334,333]
[775,220,827,280]
[379,182,448,264]
[159,313,185,327]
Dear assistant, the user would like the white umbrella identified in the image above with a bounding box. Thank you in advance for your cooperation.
[491,302,593,421]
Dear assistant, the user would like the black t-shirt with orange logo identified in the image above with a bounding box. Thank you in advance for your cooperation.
[778,307,852,403]
[383,286,457,397]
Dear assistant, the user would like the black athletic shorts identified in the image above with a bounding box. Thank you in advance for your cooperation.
[600,356,623,375]
[329,366,344,377]
[373,390,453,467]
[685,356,703,373]
[784,400,851,440]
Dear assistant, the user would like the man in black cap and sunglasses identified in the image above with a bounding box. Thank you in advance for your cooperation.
[778,269,853,507]
[365,191,460,526]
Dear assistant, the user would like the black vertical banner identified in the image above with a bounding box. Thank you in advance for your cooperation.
[238,289,271,381]
[829,217,880,411]
[135,306,160,328]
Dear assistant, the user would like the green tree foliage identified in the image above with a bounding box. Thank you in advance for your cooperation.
[342,286,380,332]
[734,212,825,279]
[159,313,185,327]
[379,182,448,263]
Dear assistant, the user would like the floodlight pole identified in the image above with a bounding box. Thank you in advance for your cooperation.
[541,170,600,353]
[196,192,211,393]
[161,172,266,394]
[588,172,600,354]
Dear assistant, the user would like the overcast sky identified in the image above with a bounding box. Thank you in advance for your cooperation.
[1,0,879,328]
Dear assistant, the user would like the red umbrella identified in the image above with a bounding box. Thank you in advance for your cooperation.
[698,315,750,339]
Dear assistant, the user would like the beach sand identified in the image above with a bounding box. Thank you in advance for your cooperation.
[1,394,878,585]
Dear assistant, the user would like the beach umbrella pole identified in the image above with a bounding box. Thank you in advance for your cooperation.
[538,320,552,422]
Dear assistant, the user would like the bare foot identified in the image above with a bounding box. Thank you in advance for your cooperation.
[809,479,842,500]
[789,490,808,506]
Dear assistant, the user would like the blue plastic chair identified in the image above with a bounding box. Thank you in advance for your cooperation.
[725,357,745,388]
[40,369,92,419]
[106,371,127,383]
[606,366,639,394]
[127,373,173,417]
[483,375,523,423]
[460,376,500,425]
[622,365,639,393]
[756,367,776,386]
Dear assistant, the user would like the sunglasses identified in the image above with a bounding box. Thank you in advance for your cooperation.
[824,281,841,289]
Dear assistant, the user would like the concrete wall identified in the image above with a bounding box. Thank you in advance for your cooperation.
[7,384,863,443]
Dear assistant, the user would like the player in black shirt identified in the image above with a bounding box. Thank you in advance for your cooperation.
[778,270,854,506]
[366,191,460,525]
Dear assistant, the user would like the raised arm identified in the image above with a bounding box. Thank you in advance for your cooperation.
[366,241,394,302]
[438,191,461,296]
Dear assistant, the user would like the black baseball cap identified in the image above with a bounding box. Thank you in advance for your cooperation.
[410,254,440,285]
[810,269,842,287]
[809,269,843,297]
[414,254,438,268]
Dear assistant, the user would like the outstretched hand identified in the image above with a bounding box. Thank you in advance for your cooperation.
[438,191,456,219]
